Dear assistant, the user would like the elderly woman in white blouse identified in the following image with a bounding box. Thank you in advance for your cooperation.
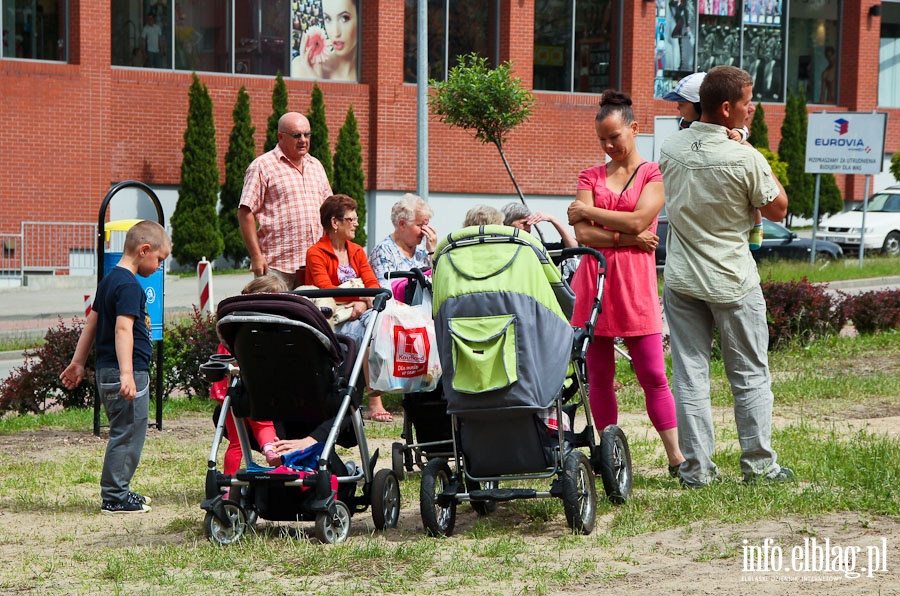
[369,193,438,288]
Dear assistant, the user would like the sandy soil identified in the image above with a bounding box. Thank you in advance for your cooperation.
[0,406,898,595]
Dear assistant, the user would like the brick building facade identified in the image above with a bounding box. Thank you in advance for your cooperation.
[1,0,897,264]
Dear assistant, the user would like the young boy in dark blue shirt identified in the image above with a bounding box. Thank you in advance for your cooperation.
[61,220,171,514]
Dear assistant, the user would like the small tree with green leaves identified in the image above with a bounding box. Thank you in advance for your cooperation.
[264,72,288,152]
[307,83,334,186]
[749,102,769,150]
[430,53,537,234]
[891,151,900,183]
[333,105,367,246]
[758,147,789,189]
[171,73,222,268]
[219,86,255,267]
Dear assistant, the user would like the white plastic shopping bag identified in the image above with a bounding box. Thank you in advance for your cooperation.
[368,299,441,393]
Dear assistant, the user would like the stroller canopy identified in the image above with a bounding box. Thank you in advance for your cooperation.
[432,225,574,321]
[431,225,575,417]
[216,293,347,421]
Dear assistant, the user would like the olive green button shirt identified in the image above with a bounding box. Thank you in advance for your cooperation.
[659,122,779,303]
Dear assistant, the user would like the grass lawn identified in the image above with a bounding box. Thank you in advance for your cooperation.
[0,332,897,594]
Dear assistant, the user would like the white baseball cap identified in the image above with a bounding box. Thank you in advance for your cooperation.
[663,72,706,103]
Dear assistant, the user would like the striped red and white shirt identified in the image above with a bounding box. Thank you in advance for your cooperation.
[240,146,332,272]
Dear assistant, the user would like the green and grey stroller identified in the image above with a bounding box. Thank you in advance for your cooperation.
[420,225,632,536]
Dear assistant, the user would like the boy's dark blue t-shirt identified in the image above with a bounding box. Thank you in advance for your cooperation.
[93,266,152,370]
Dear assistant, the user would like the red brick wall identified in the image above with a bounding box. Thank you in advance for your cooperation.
[1,0,897,237]
[0,0,112,229]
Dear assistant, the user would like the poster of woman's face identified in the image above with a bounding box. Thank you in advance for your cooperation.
[291,0,359,82]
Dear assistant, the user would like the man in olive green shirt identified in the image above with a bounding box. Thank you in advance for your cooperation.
[659,65,791,488]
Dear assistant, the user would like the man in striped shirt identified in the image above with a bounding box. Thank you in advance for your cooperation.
[239,112,333,289]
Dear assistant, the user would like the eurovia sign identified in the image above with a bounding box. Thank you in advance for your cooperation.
[805,112,887,175]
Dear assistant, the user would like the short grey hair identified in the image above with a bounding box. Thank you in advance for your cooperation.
[463,204,504,227]
[390,193,433,227]
[501,202,531,226]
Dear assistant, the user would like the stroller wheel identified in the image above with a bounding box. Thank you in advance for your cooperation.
[597,425,633,505]
[371,469,401,530]
[420,458,456,537]
[315,500,352,544]
[204,501,247,546]
[562,450,597,535]
[391,442,407,481]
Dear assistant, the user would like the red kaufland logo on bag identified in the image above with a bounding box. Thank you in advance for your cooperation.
[393,325,429,377]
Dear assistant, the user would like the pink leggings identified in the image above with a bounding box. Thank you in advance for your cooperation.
[585,333,677,432]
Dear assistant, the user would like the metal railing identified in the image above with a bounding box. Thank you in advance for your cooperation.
[1,222,98,286]
[0,232,23,286]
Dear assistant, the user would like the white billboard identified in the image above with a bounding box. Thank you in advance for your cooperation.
[805,112,888,175]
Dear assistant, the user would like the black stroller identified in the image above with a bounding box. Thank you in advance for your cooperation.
[421,226,633,536]
[199,288,400,545]
[383,268,455,482]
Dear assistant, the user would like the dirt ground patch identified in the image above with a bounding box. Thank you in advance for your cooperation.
[1,409,898,595]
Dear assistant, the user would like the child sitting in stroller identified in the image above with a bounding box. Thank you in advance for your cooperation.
[210,275,289,477]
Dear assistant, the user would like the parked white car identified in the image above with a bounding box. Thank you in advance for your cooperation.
[820,184,900,256]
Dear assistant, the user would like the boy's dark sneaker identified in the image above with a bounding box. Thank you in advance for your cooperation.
[127,491,152,506]
[101,499,151,514]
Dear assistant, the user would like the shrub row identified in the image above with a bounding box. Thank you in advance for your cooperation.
[1,284,898,413]
[761,278,900,349]
[1,308,218,415]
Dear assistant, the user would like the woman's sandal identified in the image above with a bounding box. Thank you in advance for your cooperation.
[365,410,394,423]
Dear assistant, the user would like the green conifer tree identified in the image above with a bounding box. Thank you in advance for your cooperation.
[779,90,811,223]
[264,72,288,152]
[891,151,900,183]
[333,105,366,246]
[795,92,841,218]
[818,172,844,218]
[171,73,223,268]
[748,102,769,150]
[307,83,334,186]
[219,86,255,266]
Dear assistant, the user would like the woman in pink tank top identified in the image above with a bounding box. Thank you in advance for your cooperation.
[567,90,685,478]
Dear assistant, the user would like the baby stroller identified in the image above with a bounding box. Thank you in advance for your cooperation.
[199,288,400,545]
[383,268,454,482]
[420,225,633,536]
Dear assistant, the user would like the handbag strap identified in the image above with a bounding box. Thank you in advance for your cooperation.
[621,161,647,194]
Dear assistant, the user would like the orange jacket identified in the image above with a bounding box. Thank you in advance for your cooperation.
[305,234,379,300]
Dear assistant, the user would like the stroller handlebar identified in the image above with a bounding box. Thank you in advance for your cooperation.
[289,287,393,312]
[385,267,431,289]
[558,246,607,271]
